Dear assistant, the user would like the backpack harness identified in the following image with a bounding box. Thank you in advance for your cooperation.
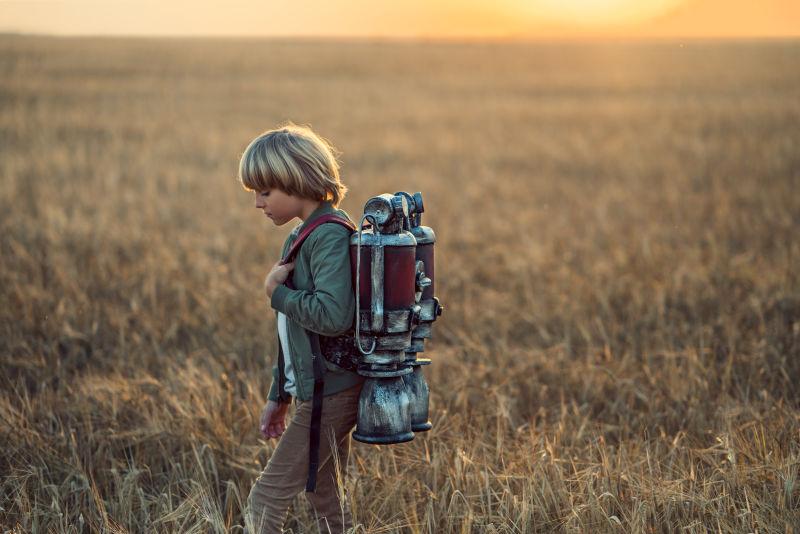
[278,213,357,493]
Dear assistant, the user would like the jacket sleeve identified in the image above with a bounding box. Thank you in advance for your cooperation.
[270,224,355,336]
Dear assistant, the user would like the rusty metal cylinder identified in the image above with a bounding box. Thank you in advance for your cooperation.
[350,232,417,322]
[352,375,414,444]
[350,193,418,444]
[410,225,440,336]
[398,191,443,433]
[402,358,432,432]
[350,228,418,368]
[414,236,435,301]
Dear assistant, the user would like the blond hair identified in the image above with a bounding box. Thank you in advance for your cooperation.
[238,123,347,207]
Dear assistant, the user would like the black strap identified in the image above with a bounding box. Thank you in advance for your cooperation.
[305,331,327,492]
[275,214,355,492]
[276,343,287,404]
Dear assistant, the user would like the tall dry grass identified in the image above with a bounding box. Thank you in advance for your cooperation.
[1,35,799,532]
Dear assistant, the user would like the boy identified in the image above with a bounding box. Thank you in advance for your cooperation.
[238,124,364,533]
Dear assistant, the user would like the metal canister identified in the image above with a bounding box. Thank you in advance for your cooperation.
[398,192,443,433]
[350,194,418,444]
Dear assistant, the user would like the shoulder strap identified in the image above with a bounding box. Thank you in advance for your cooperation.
[305,331,327,492]
[274,212,356,492]
[281,214,356,266]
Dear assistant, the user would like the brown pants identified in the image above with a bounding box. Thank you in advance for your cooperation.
[247,384,362,533]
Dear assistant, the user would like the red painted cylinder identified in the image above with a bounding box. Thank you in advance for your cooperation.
[350,243,372,304]
[411,224,436,303]
[384,245,417,309]
[350,230,417,325]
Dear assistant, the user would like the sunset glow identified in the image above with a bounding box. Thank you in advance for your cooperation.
[0,0,798,38]
[526,0,684,25]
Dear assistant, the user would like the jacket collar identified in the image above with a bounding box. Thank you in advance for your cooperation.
[295,201,335,234]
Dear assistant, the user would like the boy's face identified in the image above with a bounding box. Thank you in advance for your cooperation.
[254,188,304,226]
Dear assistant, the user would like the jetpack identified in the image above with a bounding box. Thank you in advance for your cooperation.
[350,191,443,443]
[282,191,443,491]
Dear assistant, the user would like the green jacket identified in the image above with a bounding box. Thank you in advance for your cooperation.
[268,201,364,403]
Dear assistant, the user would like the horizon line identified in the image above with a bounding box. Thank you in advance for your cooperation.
[3,30,800,44]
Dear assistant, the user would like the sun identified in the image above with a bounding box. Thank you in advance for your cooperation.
[527,0,685,26]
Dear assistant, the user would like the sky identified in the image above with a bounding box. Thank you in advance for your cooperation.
[1,0,798,39]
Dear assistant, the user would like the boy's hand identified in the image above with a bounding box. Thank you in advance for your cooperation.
[264,260,295,299]
[259,400,289,439]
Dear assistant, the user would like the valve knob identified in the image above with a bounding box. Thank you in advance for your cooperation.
[391,194,408,219]
[412,192,424,214]
[414,260,431,303]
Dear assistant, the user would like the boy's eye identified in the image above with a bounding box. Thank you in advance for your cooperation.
[261,191,270,197]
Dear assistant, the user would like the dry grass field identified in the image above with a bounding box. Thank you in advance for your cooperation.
[1,35,799,532]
